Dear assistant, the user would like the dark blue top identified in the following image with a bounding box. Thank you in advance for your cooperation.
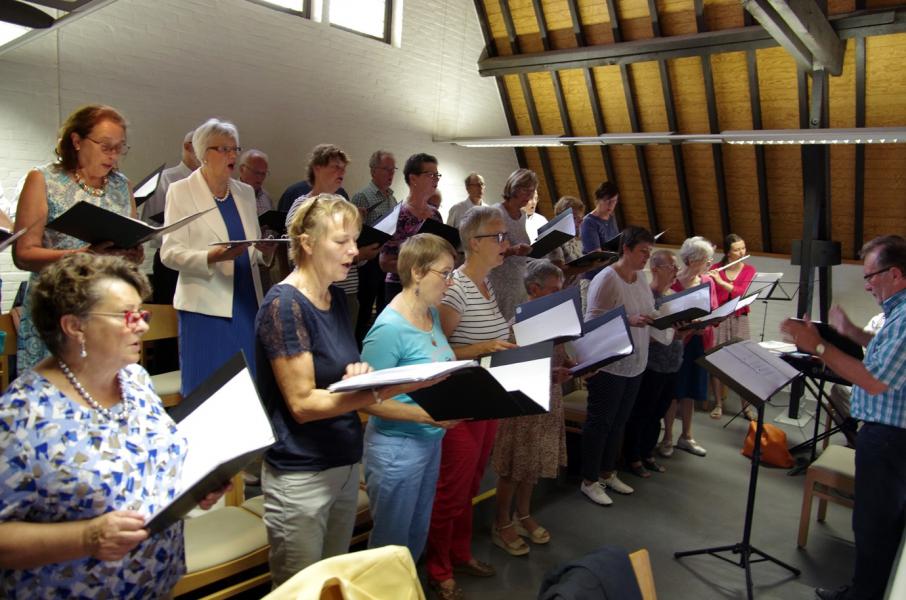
[217,192,259,339]
[255,283,363,471]
[277,181,349,213]
[581,213,620,281]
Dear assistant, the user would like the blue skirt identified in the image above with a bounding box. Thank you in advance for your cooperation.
[674,335,708,402]
[178,308,257,397]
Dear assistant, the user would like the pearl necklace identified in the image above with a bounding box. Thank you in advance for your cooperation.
[58,359,127,421]
[73,170,108,197]
[213,181,231,202]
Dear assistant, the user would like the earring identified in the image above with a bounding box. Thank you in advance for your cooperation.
[415,283,420,297]
[80,338,87,359]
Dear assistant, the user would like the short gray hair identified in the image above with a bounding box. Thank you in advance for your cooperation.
[459,205,502,256]
[678,236,714,265]
[524,259,563,293]
[650,248,677,269]
[502,168,538,201]
[239,148,268,166]
[182,130,194,144]
[192,118,239,160]
[368,149,393,169]
[464,172,483,187]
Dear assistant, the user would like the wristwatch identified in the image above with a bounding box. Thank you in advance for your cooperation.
[814,342,826,357]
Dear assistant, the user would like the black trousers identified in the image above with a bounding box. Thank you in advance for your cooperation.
[622,369,678,464]
[355,258,386,344]
[581,370,644,482]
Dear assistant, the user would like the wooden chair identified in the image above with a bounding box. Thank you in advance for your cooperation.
[629,549,657,600]
[798,445,856,548]
[173,474,271,599]
[563,389,588,434]
[140,303,182,407]
[0,313,17,391]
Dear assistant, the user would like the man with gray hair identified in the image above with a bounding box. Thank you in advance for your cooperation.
[447,172,485,230]
[351,150,399,342]
[238,149,273,215]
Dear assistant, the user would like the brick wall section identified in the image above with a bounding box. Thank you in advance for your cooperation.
[0,0,518,310]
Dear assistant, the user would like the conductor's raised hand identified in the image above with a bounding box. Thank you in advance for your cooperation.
[828,305,855,336]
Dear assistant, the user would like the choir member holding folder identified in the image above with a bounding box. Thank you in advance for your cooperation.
[429,205,517,599]
[487,169,535,321]
[491,260,571,556]
[658,236,719,459]
[359,234,460,562]
[707,234,757,420]
[580,226,659,507]
[0,254,226,598]
[254,195,434,585]
[161,119,277,396]
[13,105,143,371]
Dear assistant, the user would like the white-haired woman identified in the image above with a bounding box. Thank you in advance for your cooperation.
[162,118,276,396]
[658,236,718,459]
[486,168,535,321]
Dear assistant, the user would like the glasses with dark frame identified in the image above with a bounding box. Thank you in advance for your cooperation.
[88,309,152,327]
[85,137,130,156]
[863,266,892,281]
[419,171,442,180]
[208,145,242,154]
[428,269,455,282]
[474,232,508,244]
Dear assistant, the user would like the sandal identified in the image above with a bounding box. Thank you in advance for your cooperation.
[513,513,551,544]
[643,458,666,473]
[710,405,723,419]
[428,578,465,600]
[492,521,530,555]
[628,462,651,478]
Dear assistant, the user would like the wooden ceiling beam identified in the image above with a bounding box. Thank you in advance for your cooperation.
[477,7,906,76]
[853,37,866,258]
[746,49,773,253]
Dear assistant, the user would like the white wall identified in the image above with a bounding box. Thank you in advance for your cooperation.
[0,0,519,309]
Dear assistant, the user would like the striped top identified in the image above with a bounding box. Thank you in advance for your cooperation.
[441,269,511,347]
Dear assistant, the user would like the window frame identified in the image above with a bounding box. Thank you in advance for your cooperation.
[328,0,393,44]
[245,0,310,19]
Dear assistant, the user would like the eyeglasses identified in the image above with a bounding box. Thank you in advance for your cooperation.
[474,232,508,244]
[466,181,485,188]
[208,145,242,154]
[428,269,455,282]
[85,137,130,156]
[88,309,152,327]
[242,166,269,177]
[863,266,892,281]
[419,171,442,180]
[375,166,398,173]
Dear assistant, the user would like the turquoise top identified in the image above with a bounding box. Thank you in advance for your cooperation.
[361,306,455,438]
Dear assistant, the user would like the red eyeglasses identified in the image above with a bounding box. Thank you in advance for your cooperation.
[88,309,152,327]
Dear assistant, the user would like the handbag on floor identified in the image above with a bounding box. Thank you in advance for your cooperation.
[741,421,794,468]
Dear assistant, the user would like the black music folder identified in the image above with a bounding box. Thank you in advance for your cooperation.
[650,283,711,330]
[513,286,583,346]
[0,227,25,252]
[790,319,865,361]
[569,306,635,376]
[358,203,400,248]
[47,201,215,248]
[408,341,554,421]
[602,232,623,252]
[696,340,801,408]
[418,218,461,250]
[567,250,619,269]
[144,354,275,535]
[132,163,165,207]
[529,209,575,258]
[684,294,758,330]
[259,210,288,233]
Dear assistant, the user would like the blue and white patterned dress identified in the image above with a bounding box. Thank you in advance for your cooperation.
[17,164,134,371]
[0,364,188,598]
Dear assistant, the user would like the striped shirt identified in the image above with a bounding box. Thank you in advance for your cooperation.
[851,287,906,429]
[441,269,511,347]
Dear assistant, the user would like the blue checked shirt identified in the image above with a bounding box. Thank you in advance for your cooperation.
[351,181,398,226]
[851,287,906,428]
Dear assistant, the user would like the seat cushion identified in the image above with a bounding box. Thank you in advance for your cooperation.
[151,370,182,396]
[812,445,855,478]
[183,506,268,572]
[241,495,265,518]
[562,390,588,415]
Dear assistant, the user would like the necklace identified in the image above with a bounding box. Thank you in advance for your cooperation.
[73,170,107,197]
[213,181,231,202]
[58,359,126,421]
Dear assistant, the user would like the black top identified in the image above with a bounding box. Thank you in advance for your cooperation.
[277,181,349,213]
[255,284,363,471]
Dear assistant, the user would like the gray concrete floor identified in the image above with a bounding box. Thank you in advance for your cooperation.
[442,398,854,600]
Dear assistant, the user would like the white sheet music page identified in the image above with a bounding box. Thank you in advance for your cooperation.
[512,299,582,346]
[487,358,552,410]
[696,296,741,322]
[654,285,711,318]
[571,316,633,372]
[706,340,800,402]
[536,210,576,240]
[749,272,783,299]
[327,360,475,392]
[374,203,401,236]
[171,368,275,500]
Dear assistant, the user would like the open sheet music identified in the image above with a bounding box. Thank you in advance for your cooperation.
[698,340,801,406]
[529,208,575,258]
[747,272,784,299]
[513,287,582,346]
[418,218,461,250]
[686,294,758,329]
[327,360,476,393]
[358,202,400,248]
[144,354,276,534]
[650,283,711,329]
[132,163,165,207]
[569,307,634,376]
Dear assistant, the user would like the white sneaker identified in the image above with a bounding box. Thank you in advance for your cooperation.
[657,440,674,458]
[580,481,613,506]
[676,437,707,457]
[602,474,634,495]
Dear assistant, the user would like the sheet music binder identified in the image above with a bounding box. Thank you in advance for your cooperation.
[684,294,758,330]
[0,227,26,252]
[408,341,553,421]
[650,283,711,330]
[513,286,583,346]
[145,353,275,535]
[326,360,477,393]
[47,201,215,248]
[567,250,618,269]
[696,340,801,407]
[602,232,623,253]
[259,210,288,233]
[529,209,575,258]
[569,306,635,377]
[418,218,461,250]
[132,163,165,207]
[789,319,865,361]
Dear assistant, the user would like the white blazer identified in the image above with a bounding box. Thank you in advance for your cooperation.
[161,169,264,318]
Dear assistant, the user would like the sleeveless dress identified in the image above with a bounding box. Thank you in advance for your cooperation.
[17,164,133,371]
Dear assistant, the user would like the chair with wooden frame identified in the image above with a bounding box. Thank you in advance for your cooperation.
[797,444,856,548]
[0,312,18,392]
[629,549,657,600]
[139,303,182,407]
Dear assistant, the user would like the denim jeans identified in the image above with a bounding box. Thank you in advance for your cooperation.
[850,422,906,599]
[363,423,443,561]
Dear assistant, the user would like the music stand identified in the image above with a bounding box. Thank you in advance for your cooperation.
[676,340,802,599]
[746,272,796,343]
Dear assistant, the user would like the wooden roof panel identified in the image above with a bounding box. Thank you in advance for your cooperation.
[754,47,800,129]
[628,62,670,131]
[668,57,710,133]
[592,65,633,132]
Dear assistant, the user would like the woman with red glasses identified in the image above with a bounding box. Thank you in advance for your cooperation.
[14,104,143,372]
[0,253,225,598]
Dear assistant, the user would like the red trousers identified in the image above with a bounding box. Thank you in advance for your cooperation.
[426,419,498,582]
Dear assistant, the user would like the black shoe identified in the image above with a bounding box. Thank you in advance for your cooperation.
[815,585,849,600]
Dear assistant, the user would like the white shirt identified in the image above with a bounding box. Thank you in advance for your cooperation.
[525,212,548,243]
[447,198,483,230]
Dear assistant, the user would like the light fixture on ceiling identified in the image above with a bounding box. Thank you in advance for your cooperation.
[447,135,566,148]
[722,127,906,145]
[0,0,116,56]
